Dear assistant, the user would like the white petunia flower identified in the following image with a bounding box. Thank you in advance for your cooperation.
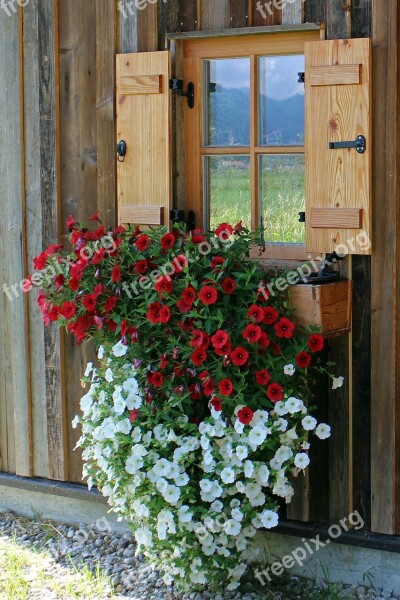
[294,452,310,470]
[112,340,128,357]
[255,464,270,486]
[115,419,131,434]
[223,519,241,536]
[84,362,93,377]
[332,376,344,390]
[284,364,295,376]
[123,378,139,394]
[178,505,192,523]
[210,500,223,513]
[163,485,181,505]
[113,395,126,416]
[231,508,244,522]
[105,368,114,383]
[302,415,317,431]
[71,415,80,429]
[244,461,254,478]
[220,467,235,484]
[97,346,105,359]
[273,401,288,416]
[153,458,172,478]
[285,397,304,414]
[259,509,279,529]
[316,423,331,439]
[200,479,213,493]
[248,426,267,447]
[135,528,152,552]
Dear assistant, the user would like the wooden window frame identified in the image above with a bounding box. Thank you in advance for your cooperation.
[182,27,324,261]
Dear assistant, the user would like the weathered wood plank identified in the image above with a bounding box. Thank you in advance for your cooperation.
[251,0,282,26]
[229,0,249,28]
[179,0,199,31]
[327,0,351,39]
[371,0,400,534]
[59,0,98,483]
[0,6,30,476]
[304,0,327,24]
[117,0,138,53]
[158,0,179,48]
[137,2,158,51]
[352,255,371,529]
[200,0,230,30]
[96,0,117,230]
[351,0,372,38]
[282,0,304,25]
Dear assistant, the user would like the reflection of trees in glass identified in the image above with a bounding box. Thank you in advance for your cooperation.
[209,86,250,146]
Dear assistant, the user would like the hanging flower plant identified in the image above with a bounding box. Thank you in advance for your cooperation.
[28,215,340,592]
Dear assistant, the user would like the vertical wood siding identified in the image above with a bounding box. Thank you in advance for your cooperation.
[0,0,397,539]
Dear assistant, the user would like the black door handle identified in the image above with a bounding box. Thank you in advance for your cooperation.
[329,135,366,154]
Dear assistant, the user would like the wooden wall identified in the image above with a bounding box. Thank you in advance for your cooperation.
[0,0,398,536]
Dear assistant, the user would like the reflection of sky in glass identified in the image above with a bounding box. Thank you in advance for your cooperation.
[259,55,305,99]
[209,58,250,91]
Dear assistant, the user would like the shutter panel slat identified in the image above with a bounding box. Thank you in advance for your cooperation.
[305,38,372,255]
[116,51,172,227]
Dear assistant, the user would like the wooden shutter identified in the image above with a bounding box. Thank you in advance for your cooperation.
[305,39,372,255]
[116,51,172,226]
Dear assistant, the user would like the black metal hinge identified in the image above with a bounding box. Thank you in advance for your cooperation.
[169,79,195,109]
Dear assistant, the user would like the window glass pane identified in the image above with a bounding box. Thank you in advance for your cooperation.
[203,58,250,146]
[259,155,305,243]
[259,55,305,146]
[204,156,251,231]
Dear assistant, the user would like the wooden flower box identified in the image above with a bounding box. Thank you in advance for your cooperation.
[289,279,352,337]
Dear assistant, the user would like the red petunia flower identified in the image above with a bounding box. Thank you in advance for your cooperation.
[104,296,118,313]
[256,369,271,386]
[267,382,284,403]
[174,364,186,377]
[82,294,97,312]
[198,285,218,305]
[308,334,324,352]
[296,351,312,368]
[111,265,121,283]
[221,277,236,294]
[151,372,164,387]
[211,256,226,270]
[176,299,192,313]
[154,275,173,295]
[274,318,295,339]
[129,409,140,423]
[66,215,76,230]
[181,286,196,306]
[48,305,61,322]
[234,220,244,234]
[60,302,76,319]
[89,210,100,222]
[189,383,202,400]
[173,254,188,273]
[230,346,249,366]
[215,223,233,240]
[247,304,265,323]
[272,342,282,356]
[146,302,163,323]
[218,378,234,396]
[106,319,117,332]
[258,332,271,348]
[211,329,229,349]
[136,234,150,251]
[161,232,176,251]
[55,274,65,291]
[211,397,223,412]
[242,323,262,344]
[159,305,171,324]
[190,347,207,366]
[33,252,48,270]
[214,342,232,357]
[263,306,279,325]
[237,406,254,425]
[190,229,205,244]
[203,378,215,396]
[190,330,206,348]
[135,260,148,274]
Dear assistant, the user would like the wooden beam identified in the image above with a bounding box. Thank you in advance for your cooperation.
[309,64,362,86]
[118,0,138,53]
[310,208,363,229]
[229,0,249,28]
[282,0,304,25]
[0,2,30,477]
[371,0,400,534]
[137,1,158,52]
[251,0,282,26]
[96,0,117,230]
[200,0,230,30]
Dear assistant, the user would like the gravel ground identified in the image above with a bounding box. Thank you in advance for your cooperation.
[0,511,398,600]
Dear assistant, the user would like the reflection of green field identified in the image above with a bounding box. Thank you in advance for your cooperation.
[209,158,305,243]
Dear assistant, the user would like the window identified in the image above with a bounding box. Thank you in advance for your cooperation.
[183,30,322,252]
